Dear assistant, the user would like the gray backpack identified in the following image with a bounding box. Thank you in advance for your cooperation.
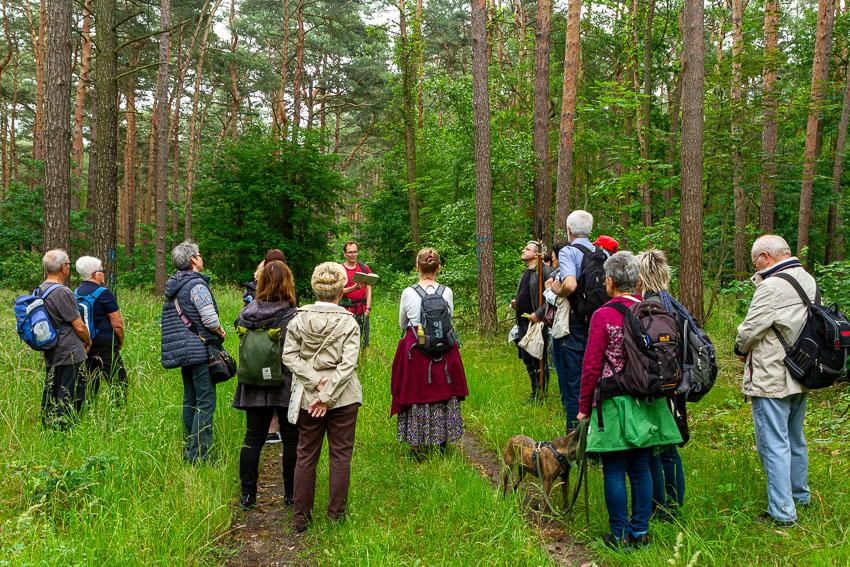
[664,293,717,402]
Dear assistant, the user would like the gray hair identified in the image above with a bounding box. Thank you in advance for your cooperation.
[76,255,103,280]
[172,240,200,271]
[566,210,593,239]
[636,249,671,293]
[751,234,792,262]
[42,249,70,274]
[311,262,347,301]
[604,251,640,293]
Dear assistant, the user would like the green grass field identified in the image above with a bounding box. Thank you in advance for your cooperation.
[2,287,850,566]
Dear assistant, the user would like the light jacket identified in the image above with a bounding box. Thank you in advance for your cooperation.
[282,303,362,410]
[735,258,816,398]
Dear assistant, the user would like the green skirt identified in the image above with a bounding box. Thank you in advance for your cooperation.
[586,395,683,452]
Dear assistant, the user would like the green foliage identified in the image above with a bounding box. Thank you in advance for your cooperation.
[193,129,347,295]
[816,260,850,308]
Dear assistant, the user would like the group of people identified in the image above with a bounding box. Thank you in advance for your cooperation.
[36,249,126,430]
[512,210,815,547]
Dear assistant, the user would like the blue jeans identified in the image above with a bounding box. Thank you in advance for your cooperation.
[601,448,653,541]
[181,363,216,463]
[752,394,810,523]
[553,320,588,430]
[649,446,685,513]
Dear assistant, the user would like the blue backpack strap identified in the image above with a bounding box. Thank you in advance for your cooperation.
[40,283,62,299]
[90,286,107,301]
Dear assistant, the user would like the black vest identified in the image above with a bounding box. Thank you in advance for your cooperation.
[160,271,219,369]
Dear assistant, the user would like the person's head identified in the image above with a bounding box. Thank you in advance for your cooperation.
[311,262,347,302]
[264,248,286,264]
[256,260,297,305]
[521,241,541,263]
[342,241,359,262]
[172,240,203,272]
[593,235,619,255]
[604,251,640,296]
[566,210,593,241]
[751,234,792,272]
[636,248,671,293]
[542,251,553,266]
[76,255,106,284]
[416,247,441,276]
[42,249,71,276]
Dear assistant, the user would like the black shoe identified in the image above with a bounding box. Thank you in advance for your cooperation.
[627,533,651,547]
[294,522,308,533]
[284,495,294,508]
[756,512,795,528]
[601,533,629,550]
[239,493,257,510]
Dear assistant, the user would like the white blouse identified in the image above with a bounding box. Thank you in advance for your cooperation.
[398,284,454,331]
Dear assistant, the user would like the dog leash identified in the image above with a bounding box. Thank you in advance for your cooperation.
[565,418,589,525]
[532,443,563,517]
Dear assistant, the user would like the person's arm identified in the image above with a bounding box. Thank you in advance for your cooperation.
[190,284,225,338]
[558,275,578,297]
[735,284,777,355]
[71,318,92,349]
[366,284,372,313]
[577,309,608,418]
[108,311,125,347]
[557,248,579,297]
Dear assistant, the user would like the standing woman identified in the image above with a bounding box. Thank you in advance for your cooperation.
[283,263,362,533]
[233,260,299,509]
[391,248,469,456]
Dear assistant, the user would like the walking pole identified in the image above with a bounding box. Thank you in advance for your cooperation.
[537,246,545,398]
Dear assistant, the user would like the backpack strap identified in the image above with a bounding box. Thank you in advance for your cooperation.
[436,284,446,297]
[90,286,107,301]
[38,283,62,300]
[771,272,821,306]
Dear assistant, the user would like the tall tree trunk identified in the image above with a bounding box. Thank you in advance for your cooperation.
[226,0,240,140]
[731,0,747,277]
[532,0,552,241]
[24,1,47,162]
[170,26,184,240]
[679,0,705,323]
[71,0,92,195]
[7,50,18,188]
[91,0,119,281]
[797,0,835,258]
[44,0,73,252]
[636,0,654,227]
[825,52,850,262]
[814,0,836,159]
[471,0,497,335]
[415,0,424,128]
[123,50,140,258]
[400,0,420,247]
[555,0,581,236]
[154,0,171,295]
[278,0,290,140]
[759,0,779,232]
[292,0,304,135]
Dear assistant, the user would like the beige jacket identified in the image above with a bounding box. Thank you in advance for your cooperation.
[283,303,362,410]
[735,259,816,398]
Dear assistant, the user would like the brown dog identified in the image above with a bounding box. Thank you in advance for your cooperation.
[501,432,577,513]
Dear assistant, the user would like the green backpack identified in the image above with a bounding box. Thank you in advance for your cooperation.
[236,326,284,387]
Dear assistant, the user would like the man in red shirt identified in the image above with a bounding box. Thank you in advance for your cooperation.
[340,241,373,346]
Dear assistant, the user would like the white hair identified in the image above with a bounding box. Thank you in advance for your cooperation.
[751,235,791,262]
[566,210,593,239]
[76,255,103,280]
[171,240,200,271]
[42,249,69,274]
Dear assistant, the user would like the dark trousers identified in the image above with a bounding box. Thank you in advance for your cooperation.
[601,448,653,541]
[516,319,549,398]
[42,362,85,429]
[181,363,215,463]
[85,336,128,403]
[554,320,588,430]
[650,446,685,513]
[354,313,370,348]
[240,406,299,499]
[293,403,360,528]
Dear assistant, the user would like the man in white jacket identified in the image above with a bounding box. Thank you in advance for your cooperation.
[735,234,815,527]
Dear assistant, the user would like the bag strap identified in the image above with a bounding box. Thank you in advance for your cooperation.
[38,283,63,300]
[174,297,209,345]
[412,283,427,299]
[436,284,446,297]
[772,271,821,306]
[570,242,592,256]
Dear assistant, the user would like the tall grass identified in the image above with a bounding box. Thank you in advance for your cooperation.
[2,287,850,565]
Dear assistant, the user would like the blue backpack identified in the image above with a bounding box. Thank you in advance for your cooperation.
[14,284,62,351]
[75,286,107,340]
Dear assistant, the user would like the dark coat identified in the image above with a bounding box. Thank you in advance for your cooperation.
[160,271,219,369]
[515,264,555,320]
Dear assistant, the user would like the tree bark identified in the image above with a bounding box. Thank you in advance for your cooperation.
[24,1,47,162]
[226,0,240,140]
[415,0,424,128]
[679,0,705,323]
[400,0,420,247]
[44,0,73,252]
[123,48,140,258]
[731,0,746,277]
[555,0,581,236]
[797,0,835,259]
[278,0,290,140]
[292,0,304,135]
[71,0,92,193]
[7,50,18,189]
[471,0,497,335]
[636,0,654,227]
[759,0,779,232]
[825,52,850,262]
[154,0,171,295]
[532,0,552,241]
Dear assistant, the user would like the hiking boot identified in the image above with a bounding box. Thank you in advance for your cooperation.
[628,533,651,547]
[600,533,629,550]
[756,512,795,528]
[239,493,257,510]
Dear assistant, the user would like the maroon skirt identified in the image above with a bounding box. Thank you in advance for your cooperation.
[390,328,469,416]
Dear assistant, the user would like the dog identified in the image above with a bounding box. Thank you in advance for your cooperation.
[501,432,577,513]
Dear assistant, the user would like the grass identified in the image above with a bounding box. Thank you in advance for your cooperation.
[1,286,850,565]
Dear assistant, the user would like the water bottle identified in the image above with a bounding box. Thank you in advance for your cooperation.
[417,324,426,345]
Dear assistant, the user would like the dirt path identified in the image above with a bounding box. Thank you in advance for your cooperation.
[459,432,600,567]
[225,444,308,567]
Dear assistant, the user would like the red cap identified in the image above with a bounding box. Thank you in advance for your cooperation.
[593,235,619,254]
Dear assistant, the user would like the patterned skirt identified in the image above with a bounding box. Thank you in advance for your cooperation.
[396,397,464,446]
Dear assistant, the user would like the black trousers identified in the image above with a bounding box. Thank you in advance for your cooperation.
[240,406,299,499]
[42,362,84,429]
[516,319,549,397]
[86,336,128,403]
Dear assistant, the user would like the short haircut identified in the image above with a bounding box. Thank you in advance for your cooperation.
[311,262,347,301]
[416,247,441,276]
[566,210,594,238]
[526,240,542,254]
[76,255,103,280]
[171,240,200,271]
[636,249,671,293]
[604,251,640,293]
[751,234,792,261]
[343,240,359,254]
[42,249,69,274]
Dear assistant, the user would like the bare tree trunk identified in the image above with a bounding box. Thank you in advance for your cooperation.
[555,0,581,236]
[471,0,497,334]
[400,0,420,247]
[292,0,304,135]
[44,0,73,252]
[636,0,654,227]
[797,0,835,259]
[71,0,92,194]
[814,0,836,159]
[24,1,47,162]
[415,0,424,128]
[123,50,140,258]
[532,0,552,241]
[154,0,171,295]
[278,0,290,140]
[759,0,779,232]
[731,0,747,277]
[7,50,18,188]
[226,0,240,140]
[825,53,850,262]
[679,0,705,323]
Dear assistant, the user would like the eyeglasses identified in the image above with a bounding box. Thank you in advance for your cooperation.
[94,269,105,274]
[345,250,358,255]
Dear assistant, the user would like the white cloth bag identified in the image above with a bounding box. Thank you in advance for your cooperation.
[550,297,571,340]
[518,321,545,360]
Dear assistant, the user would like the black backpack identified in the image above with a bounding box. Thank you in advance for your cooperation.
[413,284,456,356]
[568,244,609,326]
[769,272,850,389]
[664,293,718,402]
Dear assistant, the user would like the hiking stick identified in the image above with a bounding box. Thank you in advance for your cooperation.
[537,251,545,397]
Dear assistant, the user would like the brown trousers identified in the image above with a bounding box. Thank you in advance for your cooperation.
[293,403,360,527]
